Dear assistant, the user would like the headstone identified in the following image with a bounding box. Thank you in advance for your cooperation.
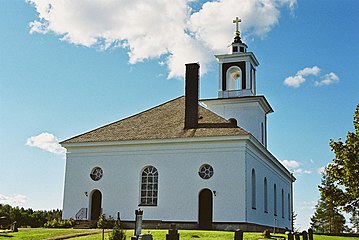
[134,209,143,237]
[308,228,314,240]
[139,234,153,240]
[302,230,308,240]
[234,229,243,240]
[166,224,179,240]
[287,233,293,240]
[12,221,18,232]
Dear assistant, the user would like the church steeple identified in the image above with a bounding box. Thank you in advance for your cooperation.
[215,17,259,98]
[201,18,273,147]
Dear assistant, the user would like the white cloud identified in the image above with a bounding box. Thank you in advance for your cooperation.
[297,66,320,77]
[284,66,320,88]
[280,159,301,168]
[26,132,66,155]
[0,194,28,205]
[284,66,339,88]
[27,0,296,78]
[280,159,312,176]
[283,75,306,88]
[293,168,312,175]
[315,72,340,87]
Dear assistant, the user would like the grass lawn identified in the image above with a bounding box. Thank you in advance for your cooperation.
[1,228,358,240]
[0,228,101,240]
[73,230,359,240]
[72,230,287,240]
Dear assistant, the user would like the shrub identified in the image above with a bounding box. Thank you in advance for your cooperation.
[97,214,115,229]
[108,223,126,240]
[44,218,75,228]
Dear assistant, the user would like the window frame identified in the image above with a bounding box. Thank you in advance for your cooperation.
[139,166,159,207]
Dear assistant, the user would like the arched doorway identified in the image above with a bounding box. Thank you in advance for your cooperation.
[198,188,213,229]
[90,190,102,220]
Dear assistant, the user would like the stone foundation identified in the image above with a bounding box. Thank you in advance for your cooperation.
[120,220,287,233]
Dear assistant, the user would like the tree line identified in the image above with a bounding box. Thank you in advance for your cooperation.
[0,204,62,228]
[310,104,359,233]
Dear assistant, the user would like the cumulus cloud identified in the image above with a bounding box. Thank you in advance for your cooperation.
[284,66,339,88]
[280,159,312,176]
[293,168,312,175]
[284,66,320,88]
[280,159,301,168]
[297,66,320,77]
[315,72,340,87]
[27,0,296,78]
[0,194,28,205]
[26,132,66,155]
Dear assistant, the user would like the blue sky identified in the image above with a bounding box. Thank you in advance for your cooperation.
[0,0,358,230]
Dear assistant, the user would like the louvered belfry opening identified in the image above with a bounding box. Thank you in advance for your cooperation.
[184,63,200,129]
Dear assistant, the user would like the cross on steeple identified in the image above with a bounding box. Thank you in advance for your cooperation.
[233,17,241,36]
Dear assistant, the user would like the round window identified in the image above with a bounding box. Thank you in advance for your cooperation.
[198,164,214,179]
[90,167,103,181]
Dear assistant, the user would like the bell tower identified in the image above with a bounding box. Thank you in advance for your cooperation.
[217,17,258,98]
[201,18,273,147]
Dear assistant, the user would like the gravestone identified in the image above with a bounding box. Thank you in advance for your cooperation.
[166,223,179,240]
[134,209,143,237]
[302,231,308,240]
[287,233,293,240]
[234,229,243,240]
[139,234,153,240]
[308,228,314,240]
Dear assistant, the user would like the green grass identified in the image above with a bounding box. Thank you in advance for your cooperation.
[1,228,358,240]
[73,230,359,240]
[0,228,101,240]
[72,230,287,240]
[312,235,359,240]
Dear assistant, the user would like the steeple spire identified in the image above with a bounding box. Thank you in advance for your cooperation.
[233,17,241,37]
[230,17,247,53]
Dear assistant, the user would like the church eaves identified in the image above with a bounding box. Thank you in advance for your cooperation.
[61,96,249,144]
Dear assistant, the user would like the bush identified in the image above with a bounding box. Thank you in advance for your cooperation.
[97,214,115,229]
[108,223,126,240]
[44,218,75,228]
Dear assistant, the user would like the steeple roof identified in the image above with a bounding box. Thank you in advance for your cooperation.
[61,96,249,144]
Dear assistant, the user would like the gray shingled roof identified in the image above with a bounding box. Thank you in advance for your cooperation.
[61,96,249,144]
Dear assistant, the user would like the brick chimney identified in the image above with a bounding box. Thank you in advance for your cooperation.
[184,63,200,129]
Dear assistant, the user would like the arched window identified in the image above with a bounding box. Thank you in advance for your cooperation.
[274,184,277,216]
[281,189,284,218]
[140,166,158,206]
[251,169,256,209]
[226,66,242,91]
[264,177,268,213]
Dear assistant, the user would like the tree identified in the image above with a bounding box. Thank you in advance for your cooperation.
[311,174,347,233]
[323,104,359,213]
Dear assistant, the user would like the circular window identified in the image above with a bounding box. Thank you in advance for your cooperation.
[198,164,214,179]
[90,167,103,181]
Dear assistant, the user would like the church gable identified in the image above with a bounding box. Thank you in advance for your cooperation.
[62,96,249,144]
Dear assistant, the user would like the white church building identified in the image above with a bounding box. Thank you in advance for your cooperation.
[61,19,295,231]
